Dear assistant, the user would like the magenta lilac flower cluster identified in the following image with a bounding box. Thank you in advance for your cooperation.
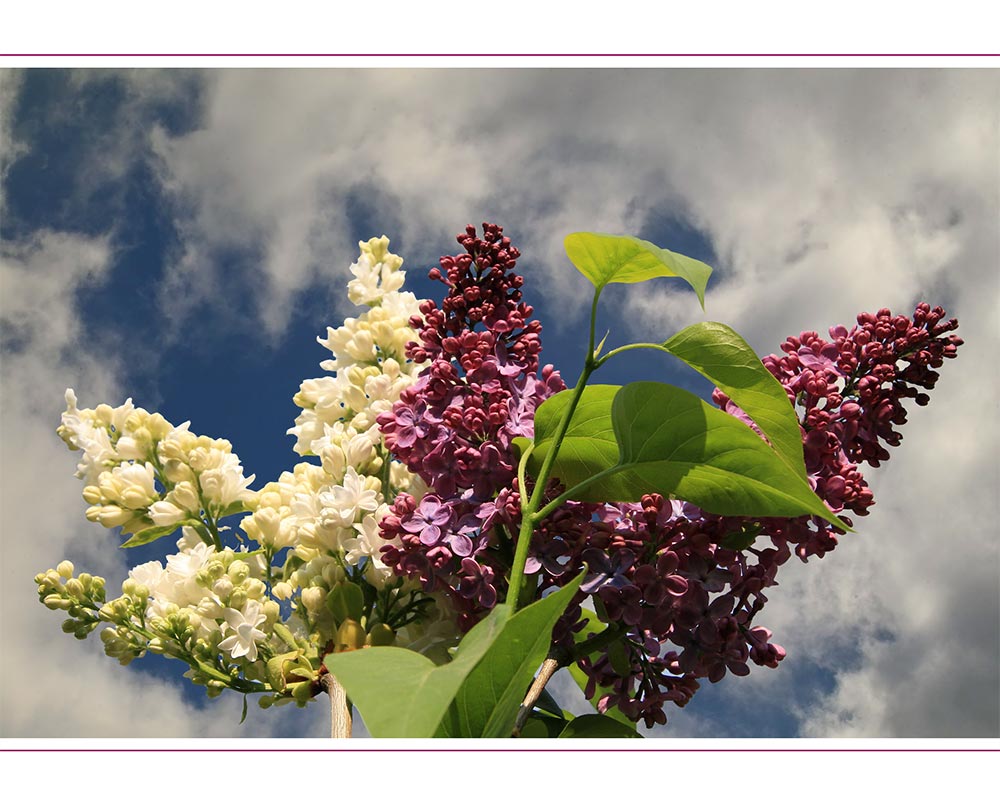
[378,224,564,624]
[553,303,963,726]
[376,222,961,728]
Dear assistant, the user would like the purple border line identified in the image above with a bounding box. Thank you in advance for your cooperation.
[2,53,1000,57]
[2,748,998,753]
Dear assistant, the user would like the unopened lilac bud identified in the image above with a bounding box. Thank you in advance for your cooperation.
[262,600,280,624]
[272,582,293,600]
[245,579,266,599]
[212,577,234,599]
[64,579,84,599]
[82,486,102,505]
[301,586,325,615]
[228,589,247,610]
[228,560,250,584]
[56,561,75,579]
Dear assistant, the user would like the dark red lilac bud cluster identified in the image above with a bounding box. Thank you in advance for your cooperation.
[561,303,962,726]
[378,224,564,621]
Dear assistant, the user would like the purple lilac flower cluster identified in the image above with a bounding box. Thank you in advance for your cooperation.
[548,303,962,726]
[378,224,564,625]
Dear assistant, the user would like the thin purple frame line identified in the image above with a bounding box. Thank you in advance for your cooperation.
[2,748,998,753]
[2,53,1000,57]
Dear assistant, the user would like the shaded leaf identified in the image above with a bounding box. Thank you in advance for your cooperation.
[324,605,510,738]
[558,713,643,738]
[568,608,634,727]
[518,715,567,738]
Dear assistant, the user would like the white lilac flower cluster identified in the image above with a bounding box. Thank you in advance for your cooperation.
[38,237,457,708]
[56,390,255,537]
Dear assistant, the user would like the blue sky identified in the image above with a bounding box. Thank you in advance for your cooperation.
[1,69,997,739]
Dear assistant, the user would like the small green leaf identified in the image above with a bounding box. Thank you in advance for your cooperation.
[120,523,180,548]
[240,694,248,725]
[558,713,643,738]
[720,521,764,551]
[565,232,712,308]
[662,321,807,478]
[326,581,364,625]
[518,715,567,738]
[324,605,510,738]
[437,571,584,738]
[606,638,631,677]
[218,501,250,519]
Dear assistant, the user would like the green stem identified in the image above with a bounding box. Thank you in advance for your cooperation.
[533,465,622,523]
[506,289,603,612]
[593,341,674,369]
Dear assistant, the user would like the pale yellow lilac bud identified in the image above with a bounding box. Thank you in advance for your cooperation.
[44,595,72,610]
[86,504,131,528]
[57,561,75,579]
[229,589,247,610]
[261,600,280,626]
[228,560,250,584]
[64,578,84,598]
[146,413,172,440]
[272,582,293,600]
[82,485,102,505]
[300,586,325,615]
[148,637,167,654]
[148,500,186,527]
[172,481,200,511]
[245,579,266,600]
[162,459,195,485]
[121,579,147,600]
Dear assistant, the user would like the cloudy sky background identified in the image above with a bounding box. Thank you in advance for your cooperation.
[1,69,997,739]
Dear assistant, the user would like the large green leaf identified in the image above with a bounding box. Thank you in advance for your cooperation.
[564,232,712,308]
[661,321,807,478]
[437,571,584,738]
[558,713,643,738]
[324,605,510,738]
